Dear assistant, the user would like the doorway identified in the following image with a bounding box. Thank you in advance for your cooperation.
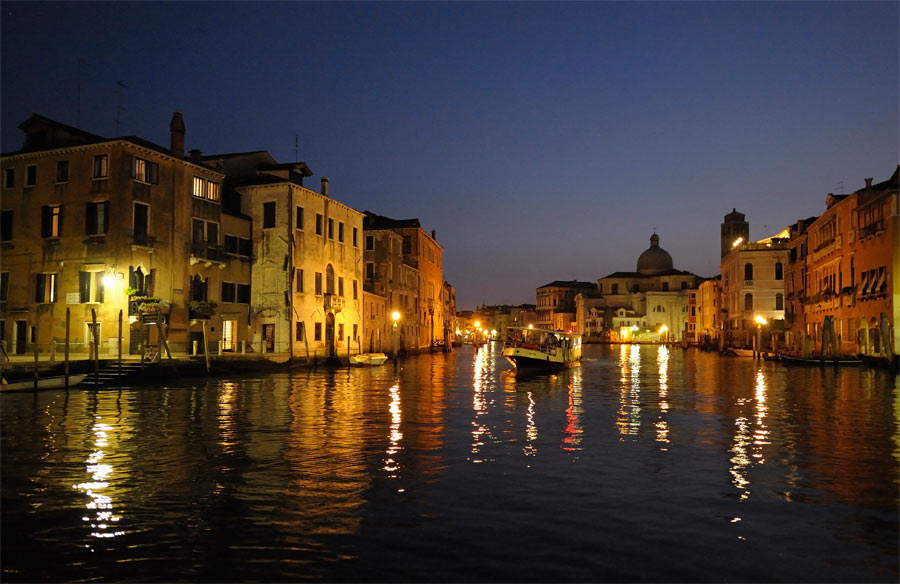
[15,320,26,354]
[325,313,335,357]
[222,320,236,352]
[262,324,275,352]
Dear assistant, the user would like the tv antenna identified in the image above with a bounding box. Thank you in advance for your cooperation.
[114,80,128,136]
[294,134,299,163]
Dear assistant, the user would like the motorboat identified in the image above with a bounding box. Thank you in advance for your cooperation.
[1,374,87,392]
[349,353,388,367]
[502,327,582,372]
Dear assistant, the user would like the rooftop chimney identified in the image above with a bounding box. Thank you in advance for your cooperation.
[169,111,185,158]
[321,177,329,197]
[865,178,873,189]
[189,149,203,161]
[431,229,436,240]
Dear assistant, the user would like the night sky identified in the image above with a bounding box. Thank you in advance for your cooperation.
[2,2,897,309]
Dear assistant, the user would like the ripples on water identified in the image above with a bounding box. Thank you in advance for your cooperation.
[2,344,898,582]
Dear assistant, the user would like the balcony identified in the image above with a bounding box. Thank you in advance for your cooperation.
[188,242,229,267]
[324,293,344,312]
[859,220,885,239]
[132,233,156,249]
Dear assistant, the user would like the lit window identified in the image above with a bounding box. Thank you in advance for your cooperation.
[192,176,220,201]
[93,155,108,179]
[35,273,57,303]
[132,157,158,183]
[41,205,61,238]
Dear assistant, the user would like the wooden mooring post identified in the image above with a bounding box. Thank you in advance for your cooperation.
[91,308,100,385]
[64,309,71,388]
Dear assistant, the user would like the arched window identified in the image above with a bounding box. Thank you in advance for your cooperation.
[326,264,335,294]
[744,263,753,281]
[744,293,753,311]
[775,262,783,280]
[775,293,783,310]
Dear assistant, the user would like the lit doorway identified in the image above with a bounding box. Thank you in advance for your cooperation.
[222,320,236,352]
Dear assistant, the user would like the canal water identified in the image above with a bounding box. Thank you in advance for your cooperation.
[2,344,897,582]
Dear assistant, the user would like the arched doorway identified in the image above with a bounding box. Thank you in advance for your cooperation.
[325,312,335,357]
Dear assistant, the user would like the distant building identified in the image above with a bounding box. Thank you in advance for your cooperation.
[696,277,722,345]
[783,216,817,352]
[719,208,790,347]
[363,212,445,351]
[535,280,594,330]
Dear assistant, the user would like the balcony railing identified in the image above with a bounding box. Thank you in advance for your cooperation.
[188,242,230,264]
[859,220,885,239]
[325,293,344,312]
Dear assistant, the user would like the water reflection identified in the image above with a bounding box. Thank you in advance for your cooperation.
[72,416,124,545]
[384,382,403,478]
[470,344,494,463]
[617,344,642,438]
[729,367,770,501]
[656,345,670,448]
[562,367,583,453]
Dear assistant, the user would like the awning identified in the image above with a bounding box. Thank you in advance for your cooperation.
[874,269,886,294]
[859,271,870,295]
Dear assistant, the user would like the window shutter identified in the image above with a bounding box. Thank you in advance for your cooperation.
[148,269,156,297]
[149,162,159,184]
[35,274,45,303]
[41,206,51,237]
[80,272,90,303]
[52,274,58,303]
[86,203,96,234]
[128,266,135,289]
[102,202,110,233]
[96,272,105,303]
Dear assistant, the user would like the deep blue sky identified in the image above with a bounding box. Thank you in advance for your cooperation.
[3,2,897,309]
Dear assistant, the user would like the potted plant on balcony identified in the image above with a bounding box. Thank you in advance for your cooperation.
[188,300,217,320]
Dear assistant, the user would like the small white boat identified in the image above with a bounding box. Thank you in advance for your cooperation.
[502,327,582,372]
[1,374,87,392]
[349,353,388,367]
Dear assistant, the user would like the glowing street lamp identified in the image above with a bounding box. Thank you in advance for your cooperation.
[754,314,767,360]
[659,324,668,344]
[392,311,401,359]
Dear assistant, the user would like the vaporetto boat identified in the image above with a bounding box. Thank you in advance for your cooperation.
[502,327,582,372]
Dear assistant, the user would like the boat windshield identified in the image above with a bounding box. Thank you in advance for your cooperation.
[504,328,578,351]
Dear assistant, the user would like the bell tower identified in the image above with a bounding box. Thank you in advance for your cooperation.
[721,208,749,258]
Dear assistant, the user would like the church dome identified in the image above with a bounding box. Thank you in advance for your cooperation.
[636,233,674,275]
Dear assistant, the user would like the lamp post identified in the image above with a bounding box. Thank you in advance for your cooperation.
[659,324,668,345]
[392,311,401,360]
[754,314,767,360]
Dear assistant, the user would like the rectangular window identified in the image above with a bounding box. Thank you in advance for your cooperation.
[192,218,218,244]
[93,154,108,179]
[221,282,236,303]
[402,236,411,254]
[263,201,276,228]
[353,279,358,300]
[0,210,11,241]
[296,268,304,293]
[78,271,105,303]
[25,165,36,186]
[296,206,304,230]
[314,322,322,341]
[315,272,322,295]
[237,284,251,304]
[85,201,109,235]
[338,323,344,342]
[365,262,375,279]
[41,205,62,238]
[353,324,358,341]
[316,213,323,235]
[224,234,238,254]
[353,227,358,247]
[328,218,334,239]
[35,273,57,303]
[131,157,159,184]
[296,322,305,342]
[338,276,344,297]
[56,160,69,183]
[338,222,344,242]
[1,272,9,302]
[192,176,220,201]
[238,237,252,257]
[4,168,14,188]
[134,203,149,239]
[365,235,374,250]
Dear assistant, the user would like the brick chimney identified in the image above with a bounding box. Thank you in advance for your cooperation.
[169,111,185,157]
[864,178,873,189]
[321,177,329,196]
[431,229,436,240]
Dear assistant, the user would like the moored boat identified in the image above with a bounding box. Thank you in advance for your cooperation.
[1,374,87,392]
[777,354,862,366]
[502,327,582,372]
[349,353,388,367]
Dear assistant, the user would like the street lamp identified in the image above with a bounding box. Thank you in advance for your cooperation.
[754,314,767,359]
[659,324,668,344]
[392,311,401,359]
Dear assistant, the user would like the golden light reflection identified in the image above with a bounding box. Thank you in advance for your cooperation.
[524,391,538,456]
[729,368,769,501]
[656,345,670,447]
[383,382,403,477]
[218,381,238,452]
[562,367,583,453]
[617,344,642,437]
[72,416,124,543]
[470,343,493,462]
